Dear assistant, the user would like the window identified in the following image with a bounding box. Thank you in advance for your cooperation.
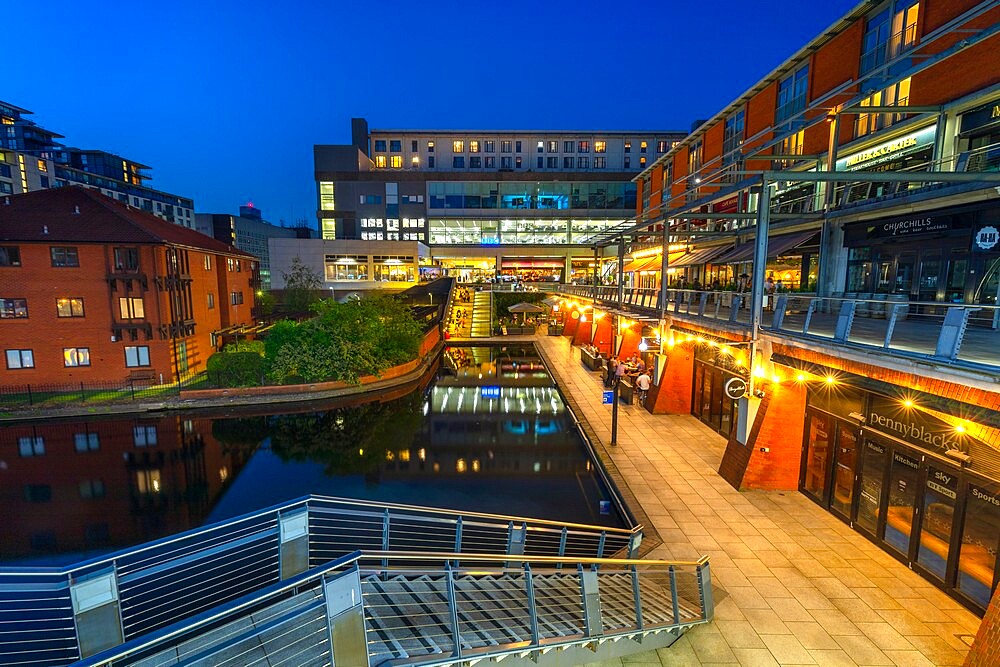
[389,139,401,152]
[640,156,647,167]
[547,141,558,153]
[452,140,464,153]
[515,141,522,152]
[374,155,387,168]
[133,425,157,446]
[6,349,33,369]
[484,156,495,168]
[75,433,99,452]
[470,156,482,168]
[56,298,84,317]
[411,156,420,166]
[501,156,513,169]
[578,141,590,153]
[563,157,574,169]
[124,346,150,367]
[0,246,20,266]
[453,156,465,168]
[18,436,44,457]
[469,140,479,153]
[374,140,387,152]
[546,157,558,168]
[862,1,919,74]
[537,141,544,153]
[207,292,215,309]
[564,141,574,153]
[37,159,47,172]
[119,297,145,319]
[113,247,139,270]
[594,157,606,169]
[411,140,418,151]
[479,140,493,153]
[63,348,90,367]
[639,141,648,154]
[624,141,632,153]
[856,77,911,136]
[230,291,244,305]
[428,156,435,168]
[537,157,544,168]
[498,140,510,153]
[624,156,631,169]
[595,141,606,153]
[24,485,51,503]
[0,298,27,318]
[390,155,402,168]
[50,246,79,267]
[723,110,745,166]
[577,157,590,169]
[79,480,105,499]
[776,63,810,122]
[203,255,212,271]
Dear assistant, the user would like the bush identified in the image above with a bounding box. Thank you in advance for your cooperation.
[206,351,266,387]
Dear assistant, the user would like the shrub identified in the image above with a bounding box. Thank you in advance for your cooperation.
[206,351,266,388]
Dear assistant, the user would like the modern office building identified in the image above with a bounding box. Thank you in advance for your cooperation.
[0,188,257,386]
[0,99,195,226]
[196,204,315,290]
[281,120,685,293]
[561,0,1000,618]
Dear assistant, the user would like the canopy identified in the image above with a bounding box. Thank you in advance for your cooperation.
[508,302,547,313]
[671,245,731,268]
[542,296,561,306]
[712,231,819,264]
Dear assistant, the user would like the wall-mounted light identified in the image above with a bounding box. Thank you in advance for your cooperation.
[638,340,648,352]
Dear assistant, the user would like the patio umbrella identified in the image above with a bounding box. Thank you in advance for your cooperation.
[542,296,561,306]
[508,301,547,324]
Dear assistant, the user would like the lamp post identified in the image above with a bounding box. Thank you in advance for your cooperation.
[610,313,619,446]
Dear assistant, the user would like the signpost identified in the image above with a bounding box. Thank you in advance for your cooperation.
[603,385,620,446]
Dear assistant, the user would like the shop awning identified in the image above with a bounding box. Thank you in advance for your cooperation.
[712,230,819,264]
[671,245,731,268]
[624,251,685,273]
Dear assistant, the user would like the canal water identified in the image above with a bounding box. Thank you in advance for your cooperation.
[0,345,627,565]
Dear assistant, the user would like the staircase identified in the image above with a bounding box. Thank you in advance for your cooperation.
[112,554,712,667]
[447,285,474,338]
[470,290,493,337]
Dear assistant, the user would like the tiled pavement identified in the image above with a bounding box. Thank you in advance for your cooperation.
[531,333,982,667]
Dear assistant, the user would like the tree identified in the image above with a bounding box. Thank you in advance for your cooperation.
[281,257,323,314]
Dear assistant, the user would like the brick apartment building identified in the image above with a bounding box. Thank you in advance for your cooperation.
[0,187,257,385]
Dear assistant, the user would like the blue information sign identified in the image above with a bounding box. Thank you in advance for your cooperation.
[602,390,614,404]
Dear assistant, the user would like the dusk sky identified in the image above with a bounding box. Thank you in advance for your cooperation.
[5,0,859,227]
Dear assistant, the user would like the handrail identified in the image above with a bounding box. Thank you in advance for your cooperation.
[0,493,637,576]
[359,550,710,568]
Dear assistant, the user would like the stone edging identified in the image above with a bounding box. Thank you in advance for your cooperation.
[534,342,663,558]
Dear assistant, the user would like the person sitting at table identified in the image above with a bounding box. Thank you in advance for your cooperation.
[614,358,627,386]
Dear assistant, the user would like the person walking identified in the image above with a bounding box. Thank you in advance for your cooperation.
[635,370,651,406]
[614,358,626,387]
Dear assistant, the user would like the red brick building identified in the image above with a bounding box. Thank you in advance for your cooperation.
[0,187,257,385]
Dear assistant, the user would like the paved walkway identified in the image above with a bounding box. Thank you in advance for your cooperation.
[532,334,982,667]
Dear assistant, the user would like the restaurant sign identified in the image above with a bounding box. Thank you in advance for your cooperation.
[960,98,1000,135]
[861,213,952,239]
[974,226,999,252]
[868,396,961,456]
[836,125,936,172]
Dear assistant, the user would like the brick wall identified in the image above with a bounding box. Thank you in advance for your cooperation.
[964,585,1000,666]
[649,346,694,414]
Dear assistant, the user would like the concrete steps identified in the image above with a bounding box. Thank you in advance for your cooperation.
[470,291,493,337]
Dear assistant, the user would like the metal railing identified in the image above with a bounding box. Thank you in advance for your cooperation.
[554,286,1000,373]
[0,495,639,667]
[69,551,712,667]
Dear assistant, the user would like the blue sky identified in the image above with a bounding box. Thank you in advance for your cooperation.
[5,0,860,226]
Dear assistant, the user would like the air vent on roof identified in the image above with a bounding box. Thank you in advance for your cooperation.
[43,225,48,235]
[74,206,80,214]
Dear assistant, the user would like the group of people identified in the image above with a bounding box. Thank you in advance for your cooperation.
[592,350,651,405]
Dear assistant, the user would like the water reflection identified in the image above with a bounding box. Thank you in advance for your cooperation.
[1,346,623,564]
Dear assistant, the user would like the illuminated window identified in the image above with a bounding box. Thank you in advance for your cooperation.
[856,77,911,136]
[469,140,479,153]
[578,141,590,153]
[56,298,84,317]
[537,141,544,152]
[640,141,648,153]
[453,140,464,153]
[119,297,145,319]
[390,155,403,168]
[37,159,47,172]
[427,141,435,152]
[624,141,632,153]
[320,181,335,210]
[411,156,420,166]
[657,140,669,152]
[595,141,606,153]
[501,140,512,153]
[0,298,27,318]
[776,130,805,168]
[640,156,647,167]
[547,141,558,152]
[374,155,387,168]
[63,347,90,367]
[135,470,161,494]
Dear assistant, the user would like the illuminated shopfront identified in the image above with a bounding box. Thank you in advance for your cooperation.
[800,382,1000,613]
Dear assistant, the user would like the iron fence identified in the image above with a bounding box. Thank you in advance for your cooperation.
[0,378,178,409]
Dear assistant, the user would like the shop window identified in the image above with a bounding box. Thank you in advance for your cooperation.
[884,450,921,557]
[831,424,859,518]
[803,413,831,500]
[915,465,959,581]
[957,481,1000,608]
[856,439,888,534]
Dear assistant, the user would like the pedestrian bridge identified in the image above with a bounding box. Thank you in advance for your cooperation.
[0,495,713,666]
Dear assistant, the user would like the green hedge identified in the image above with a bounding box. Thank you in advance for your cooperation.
[206,351,267,388]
